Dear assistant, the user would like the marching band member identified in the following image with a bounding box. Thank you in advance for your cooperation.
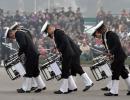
[88,20,130,96]
[41,21,93,94]
[5,24,46,93]
[9,23,39,91]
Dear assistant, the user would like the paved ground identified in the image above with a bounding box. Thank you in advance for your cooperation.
[0,67,130,100]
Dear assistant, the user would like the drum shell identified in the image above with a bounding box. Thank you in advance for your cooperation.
[90,60,112,81]
[4,55,26,80]
[40,54,62,81]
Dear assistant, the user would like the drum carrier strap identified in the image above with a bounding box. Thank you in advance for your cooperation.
[103,31,110,53]
[103,31,114,63]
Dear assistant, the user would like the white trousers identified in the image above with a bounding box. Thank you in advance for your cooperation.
[34,75,46,89]
[106,80,112,89]
[60,79,68,93]
[125,76,130,91]
[110,80,119,94]
[22,77,32,91]
[31,77,37,88]
[22,75,46,91]
[81,73,93,86]
[68,76,77,90]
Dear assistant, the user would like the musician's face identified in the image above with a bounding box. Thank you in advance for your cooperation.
[47,26,54,39]
[8,31,16,39]
[95,31,102,39]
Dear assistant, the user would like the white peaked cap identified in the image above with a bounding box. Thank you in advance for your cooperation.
[10,22,19,30]
[86,20,104,36]
[41,21,49,33]
[4,27,10,38]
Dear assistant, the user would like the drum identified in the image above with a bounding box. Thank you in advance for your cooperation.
[92,55,107,63]
[4,53,26,80]
[40,54,62,81]
[90,60,112,81]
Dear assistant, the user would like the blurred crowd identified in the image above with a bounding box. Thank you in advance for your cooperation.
[0,7,84,38]
[97,7,130,33]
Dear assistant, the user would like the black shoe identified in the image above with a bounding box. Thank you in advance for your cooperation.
[34,87,46,93]
[104,92,118,96]
[31,87,37,91]
[127,91,130,95]
[68,88,78,93]
[17,88,30,93]
[54,90,69,94]
[83,83,94,92]
[101,87,110,91]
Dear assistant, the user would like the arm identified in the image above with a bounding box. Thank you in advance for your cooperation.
[15,32,27,56]
[54,30,74,55]
[107,32,121,55]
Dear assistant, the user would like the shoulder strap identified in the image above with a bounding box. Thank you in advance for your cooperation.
[104,31,110,53]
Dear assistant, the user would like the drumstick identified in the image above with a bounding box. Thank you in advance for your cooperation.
[88,45,104,54]
[2,42,17,51]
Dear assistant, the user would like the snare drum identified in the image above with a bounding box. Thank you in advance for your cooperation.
[40,54,62,81]
[4,54,26,80]
[90,60,112,81]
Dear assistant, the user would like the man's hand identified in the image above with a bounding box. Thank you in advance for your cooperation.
[51,47,58,53]
[104,52,113,60]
